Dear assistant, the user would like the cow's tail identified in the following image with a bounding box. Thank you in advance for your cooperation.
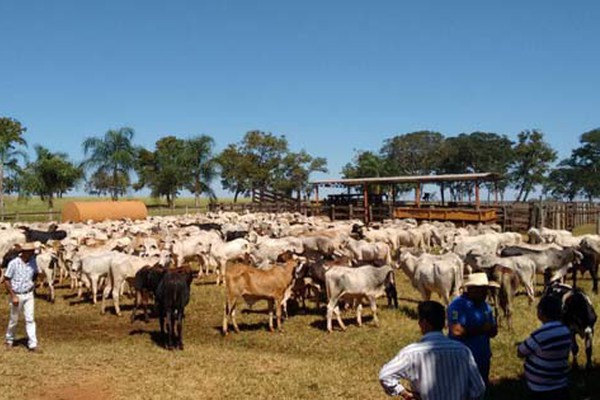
[385,270,398,309]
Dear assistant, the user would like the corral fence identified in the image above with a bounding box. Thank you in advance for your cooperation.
[500,201,600,232]
[6,199,600,234]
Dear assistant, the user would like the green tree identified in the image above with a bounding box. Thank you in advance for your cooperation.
[274,150,327,200]
[216,131,289,201]
[437,132,514,200]
[134,136,188,208]
[380,131,445,176]
[547,128,600,201]
[510,130,557,201]
[0,117,28,209]
[21,145,83,209]
[82,127,139,200]
[182,135,217,206]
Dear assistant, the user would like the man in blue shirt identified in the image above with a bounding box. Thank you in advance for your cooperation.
[448,272,498,385]
[4,242,40,352]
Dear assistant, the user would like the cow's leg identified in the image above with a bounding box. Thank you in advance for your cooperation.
[591,266,598,294]
[222,303,230,335]
[334,304,346,331]
[101,284,111,314]
[111,277,122,316]
[571,332,579,369]
[177,312,184,350]
[369,295,379,327]
[326,298,337,333]
[585,329,593,371]
[356,303,363,327]
[267,299,275,332]
[227,297,240,333]
[275,299,283,332]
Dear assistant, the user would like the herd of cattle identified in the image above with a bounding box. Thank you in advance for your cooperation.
[0,211,596,361]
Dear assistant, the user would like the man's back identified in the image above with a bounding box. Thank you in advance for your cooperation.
[380,331,485,400]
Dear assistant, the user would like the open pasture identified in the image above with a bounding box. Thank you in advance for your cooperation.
[1,268,600,399]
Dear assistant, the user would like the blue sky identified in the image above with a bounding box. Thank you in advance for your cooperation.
[2,1,599,198]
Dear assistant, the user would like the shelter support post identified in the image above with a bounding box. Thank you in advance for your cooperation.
[475,180,480,210]
[363,183,369,223]
[415,183,421,208]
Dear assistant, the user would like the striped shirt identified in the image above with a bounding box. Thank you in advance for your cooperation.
[379,331,485,400]
[518,321,571,392]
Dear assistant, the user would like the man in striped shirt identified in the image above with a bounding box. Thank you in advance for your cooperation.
[518,295,571,400]
[379,301,485,400]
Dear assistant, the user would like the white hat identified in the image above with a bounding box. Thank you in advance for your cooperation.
[16,242,37,252]
[464,272,500,288]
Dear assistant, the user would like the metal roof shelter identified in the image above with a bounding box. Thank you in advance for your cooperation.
[310,173,503,223]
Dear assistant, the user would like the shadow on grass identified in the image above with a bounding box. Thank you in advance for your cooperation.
[309,315,374,332]
[486,366,600,400]
[129,328,164,348]
[397,305,418,320]
[216,321,276,334]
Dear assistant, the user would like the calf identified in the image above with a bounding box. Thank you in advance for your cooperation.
[130,264,167,323]
[155,267,193,350]
[222,257,303,334]
[325,264,396,333]
[542,281,597,371]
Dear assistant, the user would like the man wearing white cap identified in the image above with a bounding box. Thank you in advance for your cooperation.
[4,242,40,352]
[448,272,498,385]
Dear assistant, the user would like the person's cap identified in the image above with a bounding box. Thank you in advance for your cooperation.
[464,272,500,288]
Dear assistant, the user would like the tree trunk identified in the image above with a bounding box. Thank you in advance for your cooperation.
[234,190,240,203]
[0,161,4,210]
[194,178,200,207]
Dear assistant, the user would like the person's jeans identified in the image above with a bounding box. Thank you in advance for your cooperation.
[5,291,37,349]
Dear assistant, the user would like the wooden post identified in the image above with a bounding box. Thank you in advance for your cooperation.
[494,180,499,205]
[415,183,421,208]
[363,183,369,223]
[475,180,480,210]
[315,185,319,203]
[440,182,445,206]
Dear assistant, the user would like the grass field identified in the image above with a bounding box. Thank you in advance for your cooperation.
[0,266,599,400]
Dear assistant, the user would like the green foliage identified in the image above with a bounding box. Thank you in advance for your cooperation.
[510,130,557,201]
[0,117,28,208]
[20,145,84,209]
[548,128,600,201]
[82,127,139,200]
[182,135,218,206]
[134,136,189,208]
[380,131,445,176]
[217,131,326,202]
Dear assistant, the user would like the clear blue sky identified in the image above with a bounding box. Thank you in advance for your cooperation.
[2,1,599,198]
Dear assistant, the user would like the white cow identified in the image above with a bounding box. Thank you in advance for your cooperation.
[398,251,464,305]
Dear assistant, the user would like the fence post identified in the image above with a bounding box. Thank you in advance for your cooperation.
[349,204,353,220]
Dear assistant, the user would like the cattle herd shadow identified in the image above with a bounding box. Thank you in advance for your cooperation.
[129,328,165,348]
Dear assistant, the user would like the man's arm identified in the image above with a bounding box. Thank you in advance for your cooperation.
[517,335,536,359]
[4,278,18,306]
[379,350,414,397]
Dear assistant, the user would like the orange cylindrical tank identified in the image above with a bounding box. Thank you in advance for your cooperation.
[61,201,148,223]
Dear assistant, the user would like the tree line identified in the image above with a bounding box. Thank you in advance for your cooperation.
[0,116,598,209]
[342,129,599,203]
[0,118,327,209]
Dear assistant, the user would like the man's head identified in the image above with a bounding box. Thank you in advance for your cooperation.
[418,301,445,333]
[16,243,36,261]
[463,272,496,304]
[537,295,563,322]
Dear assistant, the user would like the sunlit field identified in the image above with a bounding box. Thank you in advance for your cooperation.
[1,264,599,400]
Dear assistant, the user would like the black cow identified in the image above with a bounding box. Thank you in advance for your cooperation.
[575,239,600,294]
[225,230,248,242]
[19,226,67,244]
[130,264,167,323]
[542,281,597,371]
[155,267,193,350]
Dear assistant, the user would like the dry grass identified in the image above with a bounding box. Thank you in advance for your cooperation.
[1,269,600,400]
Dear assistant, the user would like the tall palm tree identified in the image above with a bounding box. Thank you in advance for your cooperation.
[82,127,138,200]
[184,135,217,207]
[0,117,28,209]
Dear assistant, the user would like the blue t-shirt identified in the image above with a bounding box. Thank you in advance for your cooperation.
[447,294,495,366]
